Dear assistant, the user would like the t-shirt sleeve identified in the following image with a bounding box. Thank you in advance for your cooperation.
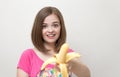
[17,50,31,74]
[68,48,74,53]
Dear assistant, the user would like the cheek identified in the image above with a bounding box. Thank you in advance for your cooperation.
[42,28,46,33]
[42,29,46,36]
[57,29,61,36]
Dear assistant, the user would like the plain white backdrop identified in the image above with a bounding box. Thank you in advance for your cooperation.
[0,0,120,77]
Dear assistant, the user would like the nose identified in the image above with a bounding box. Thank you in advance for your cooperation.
[48,26,54,32]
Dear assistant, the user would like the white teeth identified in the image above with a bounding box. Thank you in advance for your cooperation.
[47,34,55,37]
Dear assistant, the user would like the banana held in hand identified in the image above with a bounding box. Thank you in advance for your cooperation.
[41,43,80,77]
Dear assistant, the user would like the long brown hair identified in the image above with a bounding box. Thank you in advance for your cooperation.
[31,6,66,53]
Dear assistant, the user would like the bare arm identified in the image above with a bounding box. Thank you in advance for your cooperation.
[17,69,29,77]
[68,58,90,77]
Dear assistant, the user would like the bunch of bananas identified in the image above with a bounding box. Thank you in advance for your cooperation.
[41,43,80,77]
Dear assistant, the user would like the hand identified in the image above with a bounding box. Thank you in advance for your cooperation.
[68,58,91,77]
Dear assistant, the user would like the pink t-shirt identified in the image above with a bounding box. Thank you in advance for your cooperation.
[17,48,73,77]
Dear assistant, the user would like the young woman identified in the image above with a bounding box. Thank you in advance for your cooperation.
[17,6,90,77]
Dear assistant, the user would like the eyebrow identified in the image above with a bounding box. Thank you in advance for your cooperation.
[53,21,60,24]
[43,21,60,24]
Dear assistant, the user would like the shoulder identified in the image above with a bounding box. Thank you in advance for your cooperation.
[17,48,35,67]
[20,48,34,58]
[22,48,33,53]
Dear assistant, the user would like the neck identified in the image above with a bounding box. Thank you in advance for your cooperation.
[44,43,55,51]
[43,43,57,56]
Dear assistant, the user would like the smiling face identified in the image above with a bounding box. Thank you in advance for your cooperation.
[42,14,61,45]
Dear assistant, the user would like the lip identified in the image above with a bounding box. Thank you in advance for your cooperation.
[47,34,56,39]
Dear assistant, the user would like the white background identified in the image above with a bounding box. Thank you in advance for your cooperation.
[0,0,120,77]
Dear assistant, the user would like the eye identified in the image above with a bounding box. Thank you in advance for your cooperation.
[42,24,47,29]
[53,23,60,28]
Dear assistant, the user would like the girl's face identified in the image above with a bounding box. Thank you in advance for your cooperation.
[42,14,61,45]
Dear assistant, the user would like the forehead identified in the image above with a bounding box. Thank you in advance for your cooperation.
[43,14,60,23]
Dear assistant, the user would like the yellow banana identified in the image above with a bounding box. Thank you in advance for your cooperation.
[41,43,80,77]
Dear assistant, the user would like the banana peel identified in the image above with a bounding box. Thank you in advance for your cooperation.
[41,43,80,77]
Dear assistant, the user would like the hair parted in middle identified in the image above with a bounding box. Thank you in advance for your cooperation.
[31,6,66,53]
